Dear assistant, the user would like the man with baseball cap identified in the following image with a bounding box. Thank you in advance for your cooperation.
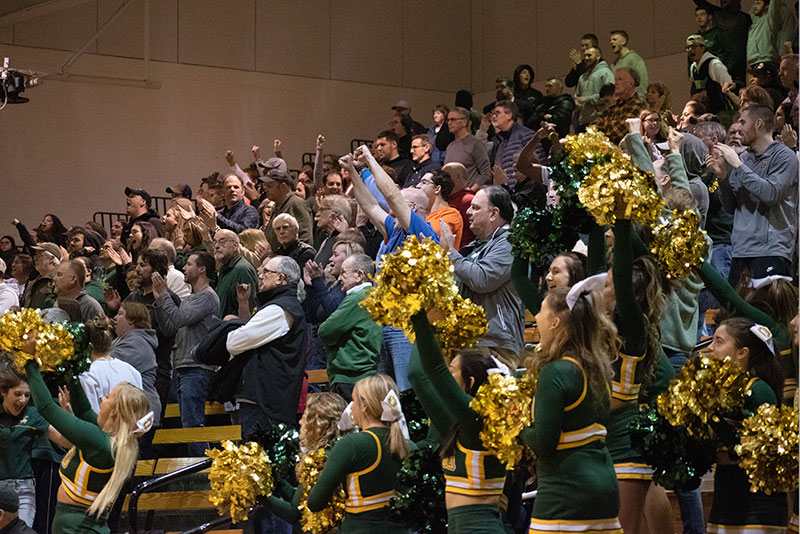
[687,34,732,114]
[0,485,37,534]
[749,61,788,109]
[391,99,426,135]
[260,169,313,251]
[123,187,163,244]
[21,242,61,309]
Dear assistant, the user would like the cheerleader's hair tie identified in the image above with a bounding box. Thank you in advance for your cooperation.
[750,324,776,356]
[566,273,607,310]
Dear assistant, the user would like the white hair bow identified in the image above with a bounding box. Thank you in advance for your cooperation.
[749,275,792,289]
[338,402,356,432]
[133,412,154,436]
[380,390,409,440]
[487,355,511,376]
[566,273,607,310]
[750,324,776,356]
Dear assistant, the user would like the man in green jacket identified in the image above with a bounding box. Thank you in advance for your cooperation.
[213,229,258,317]
[318,253,381,402]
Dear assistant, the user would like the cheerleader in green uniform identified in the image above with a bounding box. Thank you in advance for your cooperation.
[602,217,665,534]
[409,311,508,534]
[18,339,151,534]
[706,318,787,534]
[519,284,622,534]
[306,374,410,533]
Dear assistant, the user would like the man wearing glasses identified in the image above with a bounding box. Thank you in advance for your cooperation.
[213,229,258,317]
[403,134,441,189]
[443,107,492,191]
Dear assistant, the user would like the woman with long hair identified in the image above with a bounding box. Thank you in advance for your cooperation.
[34,214,68,248]
[126,222,157,263]
[18,334,151,533]
[602,218,665,534]
[639,109,667,157]
[0,358,69,527]
[0,236,18,276]
[705,317,786,533]
[520,284,622,534]
[264,392,348,524]
[306,374,410,532]
[9,254,34,296]
[408,311,506,533]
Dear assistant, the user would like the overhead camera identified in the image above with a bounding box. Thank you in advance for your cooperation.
[1,57,37,106]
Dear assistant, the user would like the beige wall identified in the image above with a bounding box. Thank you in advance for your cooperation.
[0,0,700,227]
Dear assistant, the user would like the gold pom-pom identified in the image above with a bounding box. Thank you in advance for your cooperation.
[578,157,664,227]
[206,440,273,523]
[735,403,799,494]
[470,373,536,468]
[651,210,708,279]
[297,448,345,534]
[432,295,488,352]
[657,355,751,439]
[563,127,619,168]
[0,309,75,372]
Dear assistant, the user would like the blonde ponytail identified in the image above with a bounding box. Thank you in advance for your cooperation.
[352,374,410,461]
[88,382,150,517]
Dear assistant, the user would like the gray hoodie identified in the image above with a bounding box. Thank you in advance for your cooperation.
[111,328,161,426]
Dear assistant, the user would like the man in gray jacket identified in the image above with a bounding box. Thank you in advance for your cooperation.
[152,251,220,456]
[710,104,798,286]
[574,46,615,131]
[439,185,523,369]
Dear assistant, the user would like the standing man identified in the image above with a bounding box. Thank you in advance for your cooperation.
[273,214,316,272]
[439,186,523,370]
[444,107,492,190]
[152,252,219,457]
[528,78,575,138]
[565,33,600,88]
[123,187,163,243]
[489,100,534,189]
[318,253,382,402]
[261,170,314,251]
[404,134,440,189]
[708,104,798,285]
[609,30,649,95]
[391,100,427,135]
[574,46,616,131]
[23,242,60,309]
[687,34,733,114]
[374,131,414,187]
[213,230,258,317]
[593,67,647,144]
[53,260,103,322]
[695,6,741,80]
[217,174,259,233]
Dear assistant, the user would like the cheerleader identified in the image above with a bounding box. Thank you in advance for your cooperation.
[706,318,787,534]
[409,311,508,533]
[19,340,151,534]
[519,284,622,534]
[306,374,410,533]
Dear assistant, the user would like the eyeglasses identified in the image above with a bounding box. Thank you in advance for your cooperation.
[418,178,434,186]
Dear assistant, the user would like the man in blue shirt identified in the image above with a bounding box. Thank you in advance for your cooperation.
[340,147,440,391]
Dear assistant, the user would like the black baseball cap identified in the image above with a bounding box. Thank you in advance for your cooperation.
[124,187,152,207]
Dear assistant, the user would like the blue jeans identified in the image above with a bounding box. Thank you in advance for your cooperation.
[175,367,213,457]
[237,404,293,534]
[380,326,412,391]
[697,244,732,340]
[0,479,35,527]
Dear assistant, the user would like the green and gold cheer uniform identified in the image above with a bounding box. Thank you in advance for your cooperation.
[699,261,796,401]
[409,312,507,533]
[25,361,114,534]
[307,426,409,533]
[520,357,621,534]
[606,220,655,481]
[708,377,787,534]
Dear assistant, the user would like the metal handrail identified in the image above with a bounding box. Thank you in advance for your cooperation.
[350,138,372,152]
[128,457,213,534]
[180,513,240,534]
[92,212,128,234]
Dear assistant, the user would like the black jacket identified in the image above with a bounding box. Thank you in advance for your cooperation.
[527,94,576,137]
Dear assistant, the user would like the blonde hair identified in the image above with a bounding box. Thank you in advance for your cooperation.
[352,374,409,459]
[525,288,619,404]
[295,393,348,479]
[88,382,150,517]
[239,229,271,266]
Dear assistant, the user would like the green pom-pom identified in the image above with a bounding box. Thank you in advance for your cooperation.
[389,443,446,532]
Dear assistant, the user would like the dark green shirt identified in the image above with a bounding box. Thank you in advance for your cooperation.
[0,404,49,479]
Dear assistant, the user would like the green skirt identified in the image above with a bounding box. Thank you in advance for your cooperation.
[52,502,109,534]
[340,508,409,533]
[448,504,505,533]
[708,465,787,533]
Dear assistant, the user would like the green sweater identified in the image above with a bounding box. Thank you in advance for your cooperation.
[747,0,784,64]
[215,254,258,317]
[318,286,382,385]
